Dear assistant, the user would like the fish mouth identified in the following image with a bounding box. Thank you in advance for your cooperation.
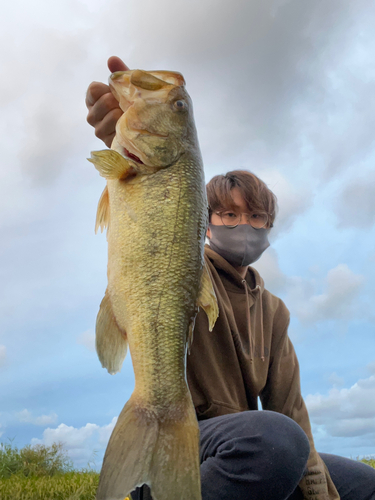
[121,145,144,165]
[110,70,174,166]
[116,126,169,166]
[114,119,148,165]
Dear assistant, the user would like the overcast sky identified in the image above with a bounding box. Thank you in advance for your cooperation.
[1,0,374,469]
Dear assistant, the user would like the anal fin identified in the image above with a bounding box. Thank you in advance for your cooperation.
[88,149,136,180]
[197,261,219,331]
[96,290,128,374]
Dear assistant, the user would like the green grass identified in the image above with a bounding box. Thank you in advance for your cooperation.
[0,441,74,479]
[0,472,99,500]
[0,440,374,499]
[0,441,99,500]
[361,457,375,469]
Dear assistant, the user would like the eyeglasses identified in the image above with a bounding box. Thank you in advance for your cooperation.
[215,211,271,229]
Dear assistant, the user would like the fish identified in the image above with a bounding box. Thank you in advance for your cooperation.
[88,69,218,500]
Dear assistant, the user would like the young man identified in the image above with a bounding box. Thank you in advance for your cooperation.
[85,58,375,500]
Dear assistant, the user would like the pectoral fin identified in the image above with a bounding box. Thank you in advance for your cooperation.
[88,149,135,179]
[197,262,219,331]
[96,290,128,375]
[95,185,110,234]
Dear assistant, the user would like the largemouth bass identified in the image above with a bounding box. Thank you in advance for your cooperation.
[88,69,218,500]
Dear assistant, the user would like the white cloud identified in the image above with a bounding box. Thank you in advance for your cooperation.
[333,172,375,228]
[16,409,58,427]
[0,20,93,184]
[254,259,366,327]
[306,374,375,438]
[31,417,117,469]
[0,345,6,367]
[77,330,96,352]
[252,247,287,295]
[116,0,375,180]
[260,170,313,236]
[254,257,367,328]
[288,264,365,325]
[33,423,98,448]
[326,372,345,388]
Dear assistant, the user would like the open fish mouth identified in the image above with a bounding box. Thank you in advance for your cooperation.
[113,136,144,165]
[114,120,148,165]
[110,69,184,168]
[116,126,170,166]
[122,146,144,165]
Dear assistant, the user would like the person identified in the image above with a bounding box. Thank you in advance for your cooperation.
[86,57,375,500]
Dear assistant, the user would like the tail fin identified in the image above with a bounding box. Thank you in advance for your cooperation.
[96,397,201,500]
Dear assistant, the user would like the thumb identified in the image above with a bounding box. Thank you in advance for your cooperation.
[107,56,129,73]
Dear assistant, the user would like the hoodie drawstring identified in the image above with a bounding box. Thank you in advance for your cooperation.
[257,284,265,362]
[242,280,265,362]
[242,279,253,362]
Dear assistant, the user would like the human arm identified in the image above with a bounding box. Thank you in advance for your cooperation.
[85,56,128,147]
[260,320,340,500]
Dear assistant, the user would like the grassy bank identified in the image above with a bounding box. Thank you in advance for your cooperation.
[1,441,374,499]
[0,472,99,500]
[0,441,99,500]
[361,458,375,468]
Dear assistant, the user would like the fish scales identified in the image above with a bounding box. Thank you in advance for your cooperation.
[108,161,207,408]
[88,69,218,500]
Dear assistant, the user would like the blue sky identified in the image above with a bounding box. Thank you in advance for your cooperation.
[1,0,374,469]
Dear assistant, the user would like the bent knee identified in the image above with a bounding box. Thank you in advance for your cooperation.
[219,411,310,469]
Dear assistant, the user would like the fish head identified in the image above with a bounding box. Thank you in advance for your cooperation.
[109,70,198,169]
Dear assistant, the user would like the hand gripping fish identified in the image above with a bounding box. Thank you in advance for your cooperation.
[88,69,218,500]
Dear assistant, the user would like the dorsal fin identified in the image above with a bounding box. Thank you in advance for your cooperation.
[95,185,110,234]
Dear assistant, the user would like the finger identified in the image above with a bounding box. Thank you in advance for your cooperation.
[94,107,123,144]
[108,56,129,73]
[87,92,120,126]
[86,81,111,108]
[103,132,116,149]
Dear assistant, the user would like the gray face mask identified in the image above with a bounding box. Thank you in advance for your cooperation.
[208,223,270,267]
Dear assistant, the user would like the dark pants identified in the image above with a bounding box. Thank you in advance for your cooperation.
[131,411,375,500]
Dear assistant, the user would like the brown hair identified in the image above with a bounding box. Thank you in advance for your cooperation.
[206,170,278,226]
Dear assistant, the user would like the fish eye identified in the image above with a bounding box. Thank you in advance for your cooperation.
[174,100,187,110]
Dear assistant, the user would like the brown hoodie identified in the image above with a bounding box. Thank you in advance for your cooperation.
[187,246,340,500]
